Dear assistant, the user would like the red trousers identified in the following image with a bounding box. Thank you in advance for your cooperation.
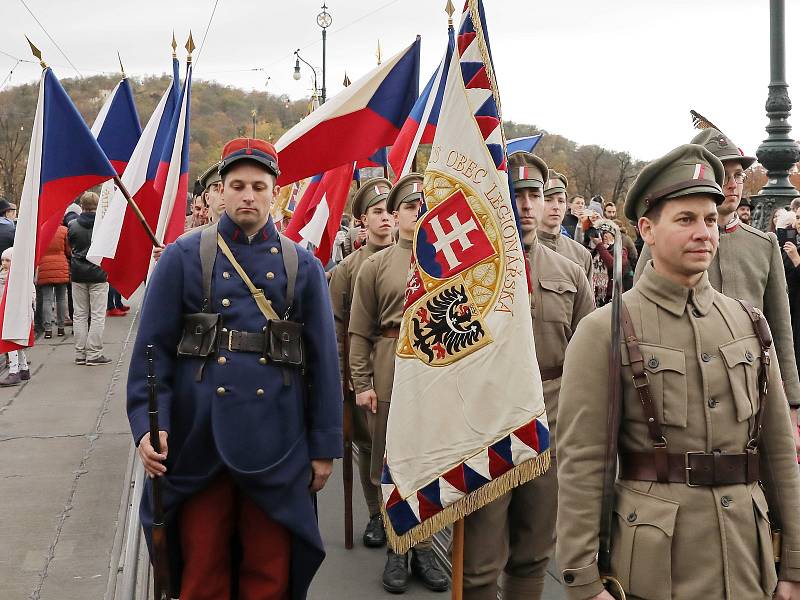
[179,472,291,600]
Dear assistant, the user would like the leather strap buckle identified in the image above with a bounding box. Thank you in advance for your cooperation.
[632,372,650,389]
[227,329,239,352]
[685,451,705,487]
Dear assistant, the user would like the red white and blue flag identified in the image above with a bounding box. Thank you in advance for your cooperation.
[275,38,420,186]
[89,60,181,297]
[0,68,118,352]
[153,63,192,245]
[90,77,142,239]
[382,0,548,552]
[388,23,455,181]
[283,161,355,264]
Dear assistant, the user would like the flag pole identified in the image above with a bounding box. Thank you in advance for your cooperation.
[112,176,160,247]
[451,518,464,600]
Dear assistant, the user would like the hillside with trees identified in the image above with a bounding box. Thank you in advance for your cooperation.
[0,74,647,208]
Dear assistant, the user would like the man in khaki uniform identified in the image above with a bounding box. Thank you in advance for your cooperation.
[329,178,394,548]
[463,153,594,600]
[198,161,225,223]
[349,173,449,594]
[557,144,800,600]
[539,169,593,281]
[635,129,800,440]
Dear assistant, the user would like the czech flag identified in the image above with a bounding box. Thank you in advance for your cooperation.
[89,61,181,298]
[275,38,420,186]
[507,134,542,156]
[0,68,118,352]
[387,24,455,181]
[283,161,355,264]
[356,147,388,170]
[90,77,142,238]
[153,63,192,245]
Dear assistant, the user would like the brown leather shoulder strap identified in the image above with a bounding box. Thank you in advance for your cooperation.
[620,303,669,482]
[735,299,772,452]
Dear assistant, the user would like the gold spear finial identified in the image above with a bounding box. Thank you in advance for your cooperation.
[376,40,382,66]
[171,31,177,58]
[117,52,126,78]
[185,31,196,63]
[343,71,351,87]
[25,36,47,69]
[446,0,455,25]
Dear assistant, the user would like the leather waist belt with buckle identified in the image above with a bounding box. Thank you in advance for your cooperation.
[217,329,264,353]
[540,366,563,381]
[619,451,759,486]
[381,327,400,339]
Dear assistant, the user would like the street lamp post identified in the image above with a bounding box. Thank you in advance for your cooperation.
[317,3,332,104]
[293,50,319,98]
[754,0,800,230]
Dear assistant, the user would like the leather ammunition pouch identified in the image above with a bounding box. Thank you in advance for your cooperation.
[267,319,304,367]
[178,312,222,358]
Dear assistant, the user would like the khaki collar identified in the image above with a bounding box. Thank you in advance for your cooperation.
[637,261,714,317]
[397,237,413,249]
[536,229,559,242]
[366,240,392,253]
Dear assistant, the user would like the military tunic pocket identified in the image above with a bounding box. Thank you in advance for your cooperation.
[719,336,761,422]
[622,343,688,427]
[611,485,679,600]
[539,278,576,325]
[752,488,779,595]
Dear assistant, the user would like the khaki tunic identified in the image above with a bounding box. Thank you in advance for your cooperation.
[557,263,800,600]
[635,223,800,408]
[349,238,412,484]
[537,229,594,282]
[463,238,594,599]
[328,240,390,515]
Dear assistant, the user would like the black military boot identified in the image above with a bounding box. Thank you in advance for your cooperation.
[411,547,449,592]
[363,513,386,548]
[382,551,410,593]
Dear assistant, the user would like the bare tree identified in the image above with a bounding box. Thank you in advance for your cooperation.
[0,110,31,203]
[610,151,638,204]
[572,145,607,198]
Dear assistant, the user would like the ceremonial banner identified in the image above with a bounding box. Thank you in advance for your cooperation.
[0,68,117,352]
[382,0,548,553]
[275,38,419,186]
[283,161,355,264]
[88,60,181,297]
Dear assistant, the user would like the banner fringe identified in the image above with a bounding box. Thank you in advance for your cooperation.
[383,449,551,554]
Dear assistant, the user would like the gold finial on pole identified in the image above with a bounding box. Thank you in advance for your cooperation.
[446,0,455,25]
[171,32,177,58]
[342,71,351,87]
[185,32,195,63]
[376,40,382,65]
[117,52,126,78]
[25,36,47,69]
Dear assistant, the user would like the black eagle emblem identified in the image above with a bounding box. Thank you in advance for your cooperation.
[411,284,484,363]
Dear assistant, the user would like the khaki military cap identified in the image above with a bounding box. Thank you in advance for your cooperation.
[690,128,756,170]
[544,169,568,196]
[199,161,222,190]
[352,177,392,218]
[509,152,548,189]
[624,144,725,222]
[387,172,424,213]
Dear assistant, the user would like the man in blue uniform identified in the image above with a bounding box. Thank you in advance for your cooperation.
[127,137,343,600]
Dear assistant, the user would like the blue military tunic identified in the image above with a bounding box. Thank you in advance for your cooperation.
[127,214,343,599]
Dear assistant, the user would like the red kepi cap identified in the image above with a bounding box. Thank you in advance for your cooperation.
[218,137,280,178]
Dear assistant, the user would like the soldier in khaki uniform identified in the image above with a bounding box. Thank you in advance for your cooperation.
[539,169,593,281]
[635,129,800,441]
[463,153,594,600]
[349,173,449,594]
[329,178,394,548]
[557,144,800,600]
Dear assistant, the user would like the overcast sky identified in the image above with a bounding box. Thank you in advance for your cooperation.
[1,0,798,161]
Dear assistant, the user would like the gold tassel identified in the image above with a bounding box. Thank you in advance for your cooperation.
[382,449,551,554]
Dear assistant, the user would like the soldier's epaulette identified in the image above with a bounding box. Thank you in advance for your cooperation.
[738,222,774,244]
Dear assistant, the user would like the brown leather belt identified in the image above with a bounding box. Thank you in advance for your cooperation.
[540,366,563,381]
[217,329,265,353]
[381,327,400,339]
[620,451,759,486]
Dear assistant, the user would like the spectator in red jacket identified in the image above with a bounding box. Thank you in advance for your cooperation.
[36,223,70,338]
[589,219,628,306]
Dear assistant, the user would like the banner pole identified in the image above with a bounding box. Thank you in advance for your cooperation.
[451,518,464,600]
[112,175,160,248]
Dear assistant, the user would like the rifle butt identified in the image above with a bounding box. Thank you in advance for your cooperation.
[151,524,171,600]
